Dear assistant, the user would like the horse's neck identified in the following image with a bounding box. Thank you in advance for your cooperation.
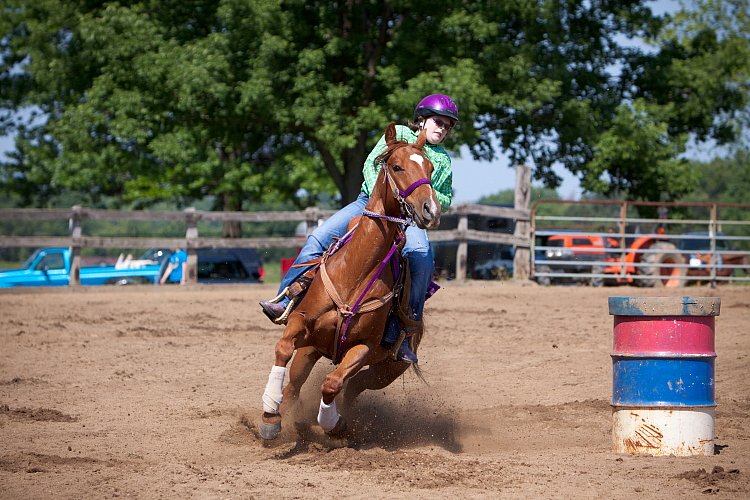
[336,178,401,282]
[357,195,399,257]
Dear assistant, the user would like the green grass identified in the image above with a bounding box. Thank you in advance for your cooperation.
[262,259,282,284]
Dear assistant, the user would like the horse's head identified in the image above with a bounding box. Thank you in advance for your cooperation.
[376,123,441,229]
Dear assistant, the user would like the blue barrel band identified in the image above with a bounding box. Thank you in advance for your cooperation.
[612,357,715,407]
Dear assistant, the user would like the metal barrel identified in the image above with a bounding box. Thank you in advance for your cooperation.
[608,296,720,456]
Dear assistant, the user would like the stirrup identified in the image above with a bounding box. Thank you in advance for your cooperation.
[389,330,408,361]
[265,287,298,325]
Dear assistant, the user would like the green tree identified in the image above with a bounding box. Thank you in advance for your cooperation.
[0,0,487,212]
[685,150,750,205]
[0,0,330,232]
[2,0,749,212]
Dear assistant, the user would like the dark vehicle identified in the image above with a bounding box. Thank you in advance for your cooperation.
[146,248,264,284]
[472,246,515,280]
[432,203,516,280]
[196,248,264,283]
[534,233,617,286]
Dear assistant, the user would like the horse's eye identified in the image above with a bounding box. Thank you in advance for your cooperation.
[392,164,404,172]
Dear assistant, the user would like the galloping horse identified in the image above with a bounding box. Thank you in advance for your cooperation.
[260,122,441,440]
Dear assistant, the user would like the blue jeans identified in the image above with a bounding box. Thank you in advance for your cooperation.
[278,193,434,343]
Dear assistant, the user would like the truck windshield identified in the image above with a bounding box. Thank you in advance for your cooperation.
[35,253,65,270]
[22,250,42,269]
[680,238,728,251]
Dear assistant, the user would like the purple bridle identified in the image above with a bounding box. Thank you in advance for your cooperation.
[380,156,433,225]
[399,177,432,198]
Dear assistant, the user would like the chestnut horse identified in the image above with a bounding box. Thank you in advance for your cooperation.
[260,123,441,440]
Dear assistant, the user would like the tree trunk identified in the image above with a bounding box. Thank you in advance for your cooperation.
[339,130,369,205]
[222,193,242,238]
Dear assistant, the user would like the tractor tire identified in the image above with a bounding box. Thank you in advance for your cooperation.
[639,242,686,288]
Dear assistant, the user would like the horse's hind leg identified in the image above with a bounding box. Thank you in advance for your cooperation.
[343,360,409,407]
[317,344,370,436]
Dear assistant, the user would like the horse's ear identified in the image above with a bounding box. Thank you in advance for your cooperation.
[415,129,427,149]
[385,122,397,145]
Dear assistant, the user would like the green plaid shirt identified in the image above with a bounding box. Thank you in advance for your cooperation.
[360,125,453,211]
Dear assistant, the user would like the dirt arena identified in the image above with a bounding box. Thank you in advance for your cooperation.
[1,282,748,499]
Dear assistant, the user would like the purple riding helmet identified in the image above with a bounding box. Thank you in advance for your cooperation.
[413,93,459,122]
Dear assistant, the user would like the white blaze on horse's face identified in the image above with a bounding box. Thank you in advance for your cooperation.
[409,153,424,167]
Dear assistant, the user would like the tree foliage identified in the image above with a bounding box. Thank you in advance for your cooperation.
[1,0,748,213]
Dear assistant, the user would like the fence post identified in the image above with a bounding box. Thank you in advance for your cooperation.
[184,208,198,285]
[618,202,628,281]
[709,204,717,288]
[455,209,468,281]
[513,165,531,281]
[69,205,82,286]
[304,207,321,235]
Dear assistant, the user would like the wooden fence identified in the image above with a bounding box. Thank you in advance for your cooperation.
[0,166,533,284]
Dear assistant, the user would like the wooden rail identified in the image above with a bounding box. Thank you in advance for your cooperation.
[0,169,533,285]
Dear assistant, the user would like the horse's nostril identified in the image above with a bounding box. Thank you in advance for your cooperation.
[422,202,433,220]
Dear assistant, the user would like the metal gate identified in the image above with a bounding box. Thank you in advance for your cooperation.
[531,200,750,287]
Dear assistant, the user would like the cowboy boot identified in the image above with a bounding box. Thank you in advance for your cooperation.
[259,300,287,322]
[259,275,314,324]
[396,338,418,364]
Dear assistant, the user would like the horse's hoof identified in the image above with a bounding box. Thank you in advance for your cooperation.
[325,417,347,438]
[260,413,282,440]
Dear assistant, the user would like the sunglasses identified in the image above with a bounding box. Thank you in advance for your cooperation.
[430,116,454,131]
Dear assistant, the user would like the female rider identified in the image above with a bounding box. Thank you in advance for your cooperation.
[260,94,458,363]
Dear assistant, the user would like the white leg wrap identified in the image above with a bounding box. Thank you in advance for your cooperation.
[317,398,340,432]
[262,365,286,414]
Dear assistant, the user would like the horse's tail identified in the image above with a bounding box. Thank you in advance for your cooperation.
[409,319,429,386]
[410,362,428,386]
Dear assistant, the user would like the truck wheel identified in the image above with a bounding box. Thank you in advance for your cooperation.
[640,242,686,287]
[535,265,552,286]
[491,266,509,280]
[108,277,149,286]
[589,266,604,287]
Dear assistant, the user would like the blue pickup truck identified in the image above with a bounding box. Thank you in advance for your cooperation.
[0,247,166,287]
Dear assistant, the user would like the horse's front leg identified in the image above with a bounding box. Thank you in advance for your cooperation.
[260,315,305,440]
[280,346,322,415]
[317,344,371,436]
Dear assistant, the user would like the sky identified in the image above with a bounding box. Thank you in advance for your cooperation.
[0,1,680,205]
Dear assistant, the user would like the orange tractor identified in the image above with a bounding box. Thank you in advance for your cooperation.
[597,228,687,287]
[535,228,687,287]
